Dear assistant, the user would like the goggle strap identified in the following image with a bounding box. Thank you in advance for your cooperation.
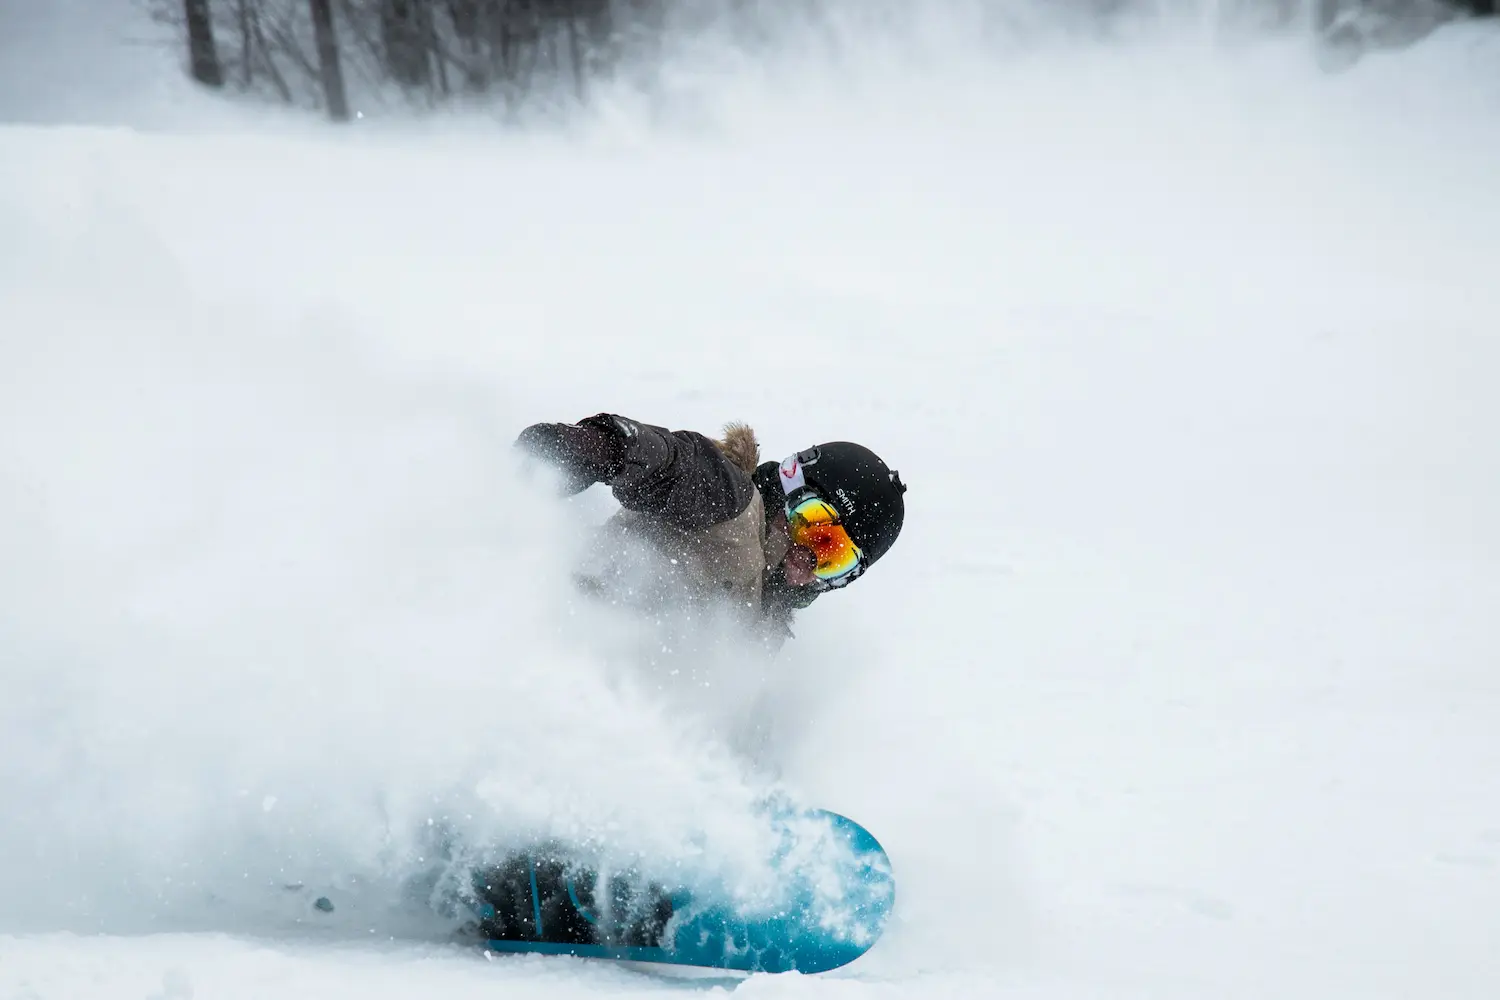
[777,453,809,495]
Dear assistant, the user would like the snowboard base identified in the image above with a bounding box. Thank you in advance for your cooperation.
[470,808,894,974]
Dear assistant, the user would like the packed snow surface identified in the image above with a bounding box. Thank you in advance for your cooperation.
[3,3,1500,998]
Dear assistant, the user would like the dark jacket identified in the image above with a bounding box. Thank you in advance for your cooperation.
[573,415,815,643]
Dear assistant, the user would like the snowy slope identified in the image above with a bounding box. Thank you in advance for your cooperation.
[3,8,1500,999]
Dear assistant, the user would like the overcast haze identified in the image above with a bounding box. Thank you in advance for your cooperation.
[2,2,1499,998]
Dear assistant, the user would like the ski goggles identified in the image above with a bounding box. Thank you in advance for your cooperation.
[778,451,865,587]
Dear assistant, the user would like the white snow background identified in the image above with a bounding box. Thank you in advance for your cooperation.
[2,1,1499,998]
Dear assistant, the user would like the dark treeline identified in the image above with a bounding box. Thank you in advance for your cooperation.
[166,0,1497,121]
[1315,0,1493,66]
[163,0,672,119]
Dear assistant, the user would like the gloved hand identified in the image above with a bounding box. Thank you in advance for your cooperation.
[515,415,626,496]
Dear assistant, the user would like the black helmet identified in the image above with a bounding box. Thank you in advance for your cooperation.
[759,441,907,570]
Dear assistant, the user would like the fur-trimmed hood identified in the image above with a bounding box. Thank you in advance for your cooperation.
[716,422,761,477]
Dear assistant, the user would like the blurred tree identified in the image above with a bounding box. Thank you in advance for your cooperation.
[236,0,254,86]
[184,0,226,87]
[381,0,432,87]
[310,0,351,120]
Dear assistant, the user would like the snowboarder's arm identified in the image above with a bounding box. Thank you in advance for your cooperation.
[604,415,757,530]
[516,414,755,530]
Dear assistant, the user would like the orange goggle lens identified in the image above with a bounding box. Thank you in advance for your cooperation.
[787,495,864,583]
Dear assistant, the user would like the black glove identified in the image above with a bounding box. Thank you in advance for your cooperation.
[515,415,626,496]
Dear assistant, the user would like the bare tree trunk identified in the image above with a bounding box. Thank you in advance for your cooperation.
[184,0,225,87]
[252,7,293,103]
[1313,0,1340,31]
[566,17,585,101]
[309,0,351,120]
[449,0,481,42]
[237,0,254,87]
[429,7,450,97]
[382,0,433,88]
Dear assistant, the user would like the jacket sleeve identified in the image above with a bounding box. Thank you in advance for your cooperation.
[596,415,757,531]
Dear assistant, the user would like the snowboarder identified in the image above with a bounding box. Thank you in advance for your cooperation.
[515,413,906,645]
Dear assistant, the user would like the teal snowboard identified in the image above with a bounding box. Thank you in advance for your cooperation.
[470,808,894,974]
